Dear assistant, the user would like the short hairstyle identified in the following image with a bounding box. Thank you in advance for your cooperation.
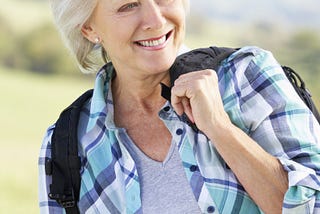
[50,0,190,73]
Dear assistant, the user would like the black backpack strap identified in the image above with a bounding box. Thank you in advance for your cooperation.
[169,46,236,89]
[161,46,237,131]
[161,46,236,101]
[45,89,94,214]
[161,46,320,129]
[282,66,320,124]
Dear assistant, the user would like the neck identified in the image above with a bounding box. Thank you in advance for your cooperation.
[111,69,170,112]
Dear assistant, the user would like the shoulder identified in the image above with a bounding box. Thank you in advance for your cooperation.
[77,99,92,158]
[222,46,281,81]
[39,124,55,160]
[229,46,274,60]
[218,46,283,90]
[218,46,304,131]
[39,93,93,162]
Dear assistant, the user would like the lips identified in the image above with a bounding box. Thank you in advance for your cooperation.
[135,31,172,48]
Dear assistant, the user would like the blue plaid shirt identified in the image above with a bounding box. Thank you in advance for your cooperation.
[39,46,320,213]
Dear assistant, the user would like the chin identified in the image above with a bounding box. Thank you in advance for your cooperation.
[132,39,181,74]
[144,53,176,74]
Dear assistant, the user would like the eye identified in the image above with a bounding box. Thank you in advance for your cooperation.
[156,0,174,5]
[118,2,139,12]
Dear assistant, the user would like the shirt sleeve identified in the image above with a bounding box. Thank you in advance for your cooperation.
[38,125,65,214]
[224,46,320,213]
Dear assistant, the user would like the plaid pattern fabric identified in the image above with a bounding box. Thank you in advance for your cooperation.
[39,46,320,213]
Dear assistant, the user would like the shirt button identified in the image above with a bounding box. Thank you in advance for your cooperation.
[207,206,215,213]
[176,128,183,135]
[159,112,165,118]
[189,165,198,172]
[163,106,170,112]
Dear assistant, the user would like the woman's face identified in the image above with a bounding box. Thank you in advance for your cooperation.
[83,0,186,76]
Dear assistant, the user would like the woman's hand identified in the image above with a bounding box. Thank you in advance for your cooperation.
[171,69,232,136]
[171,69,288,213]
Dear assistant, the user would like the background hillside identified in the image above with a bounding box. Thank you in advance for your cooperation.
[191,0,320,29]
[0,0,319,213]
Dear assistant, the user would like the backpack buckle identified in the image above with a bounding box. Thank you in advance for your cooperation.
[60,199,76,208]
[48,189,76,208]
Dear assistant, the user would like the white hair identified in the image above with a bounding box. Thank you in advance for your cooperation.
[50,0,190,73]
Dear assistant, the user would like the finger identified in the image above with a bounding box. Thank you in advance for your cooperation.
[181,97,194,123]
[174,69,215,86]
[171,83,191,116]
[174,73,195,86]
[171,84,195,121]
[171,95,184,116]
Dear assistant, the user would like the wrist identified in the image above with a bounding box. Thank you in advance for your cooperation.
[202,116,235,143]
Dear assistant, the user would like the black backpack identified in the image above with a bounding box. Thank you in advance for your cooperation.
[45,46,320,213]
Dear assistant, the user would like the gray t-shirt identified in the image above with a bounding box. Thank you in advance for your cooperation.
[122,134,201,214]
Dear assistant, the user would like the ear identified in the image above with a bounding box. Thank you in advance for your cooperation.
[81,23,97,43]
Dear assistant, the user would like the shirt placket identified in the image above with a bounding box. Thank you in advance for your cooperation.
[158,104,219,213]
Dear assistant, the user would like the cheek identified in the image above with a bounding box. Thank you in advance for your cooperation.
[100,21,133,47]
[100,22,138,60]
[171,10,186,42]
[166,4,186,30]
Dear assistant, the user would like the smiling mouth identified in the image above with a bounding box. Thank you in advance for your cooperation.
[135,31,172,47]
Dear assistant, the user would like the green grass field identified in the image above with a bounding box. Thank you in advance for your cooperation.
[0,67,93,213]
[0,1,91,212]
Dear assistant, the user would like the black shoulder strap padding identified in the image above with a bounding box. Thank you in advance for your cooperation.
[48,89,93,214]
[282,66,320,124]
[169,46,237,88]
[160,46,320,128]
[161,46,237,101]
[161,46,237,132]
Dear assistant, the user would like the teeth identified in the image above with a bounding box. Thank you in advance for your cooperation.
[138,36,166,47]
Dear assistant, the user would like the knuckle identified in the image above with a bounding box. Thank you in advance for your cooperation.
[204,69,214,74]
[206,69,218,81]
[208,69,217,76]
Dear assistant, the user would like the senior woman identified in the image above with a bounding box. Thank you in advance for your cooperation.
[39,0,320,213]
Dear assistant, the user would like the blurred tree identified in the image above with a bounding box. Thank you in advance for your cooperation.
[290,31,320,59]
[284,30,320,76]
[20,24,77,74]
[0,15,25,68]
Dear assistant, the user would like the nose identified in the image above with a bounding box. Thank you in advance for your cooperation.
[141,1,166,31]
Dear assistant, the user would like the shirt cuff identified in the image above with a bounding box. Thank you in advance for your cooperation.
[278,157,320,212]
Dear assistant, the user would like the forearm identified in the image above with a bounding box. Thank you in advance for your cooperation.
[206,122,288,213]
